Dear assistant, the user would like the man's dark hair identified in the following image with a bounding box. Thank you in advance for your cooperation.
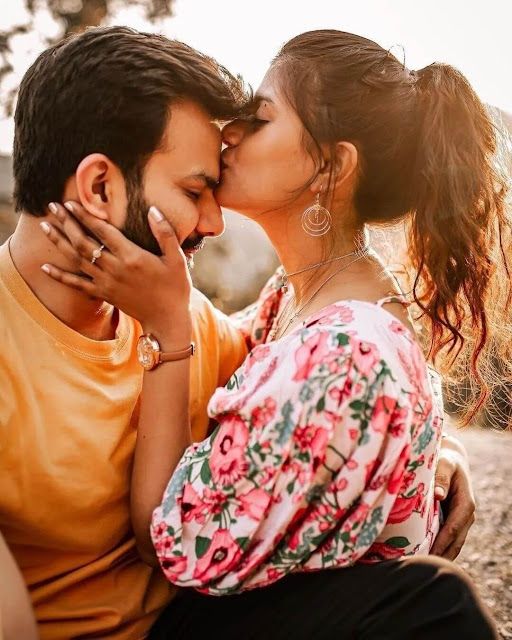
[13,26,247,215]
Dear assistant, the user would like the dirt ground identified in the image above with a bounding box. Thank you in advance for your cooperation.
[449,425,512,638]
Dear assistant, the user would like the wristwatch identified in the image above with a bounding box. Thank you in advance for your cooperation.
[137,333,195,371]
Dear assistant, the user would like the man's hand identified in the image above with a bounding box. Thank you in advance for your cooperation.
[431,434,476,560]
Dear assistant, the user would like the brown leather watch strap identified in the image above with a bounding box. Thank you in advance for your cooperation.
[158,342,195,364]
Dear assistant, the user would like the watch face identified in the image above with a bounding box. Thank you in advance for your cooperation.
[137,334,160,370]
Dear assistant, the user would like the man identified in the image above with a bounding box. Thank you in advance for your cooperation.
[0,26,247,639]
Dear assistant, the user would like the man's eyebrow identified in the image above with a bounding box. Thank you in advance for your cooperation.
[186,172,219,189]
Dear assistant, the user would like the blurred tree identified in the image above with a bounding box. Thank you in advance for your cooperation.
[0,0,175,115]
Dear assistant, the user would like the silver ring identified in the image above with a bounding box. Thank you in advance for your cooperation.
[90,244,105,264]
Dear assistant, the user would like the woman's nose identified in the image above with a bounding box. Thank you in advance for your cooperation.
[221,119,247,147]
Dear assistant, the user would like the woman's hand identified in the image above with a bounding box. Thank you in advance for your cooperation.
[431,434,476,560]
[41,201,192,339]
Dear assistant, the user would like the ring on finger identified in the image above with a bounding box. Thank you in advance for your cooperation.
[90,244,105,265]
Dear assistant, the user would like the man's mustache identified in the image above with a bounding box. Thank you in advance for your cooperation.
[181,236,206,252]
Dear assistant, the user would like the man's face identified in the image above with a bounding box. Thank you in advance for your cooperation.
[121,100,224,265]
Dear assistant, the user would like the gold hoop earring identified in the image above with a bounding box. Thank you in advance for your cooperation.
[301,193,332,237]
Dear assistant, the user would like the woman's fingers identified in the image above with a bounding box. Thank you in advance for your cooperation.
[47,202,114,266]
[49,200,126,255]
[41,263,99,298]
[148,206,183,260]
[40,221,101,279]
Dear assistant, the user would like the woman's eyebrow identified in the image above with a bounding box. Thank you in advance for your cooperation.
[241,95,274,115]
[254,94,274,105]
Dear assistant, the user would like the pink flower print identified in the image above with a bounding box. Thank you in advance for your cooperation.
[317,304,354,325]
[251,397,277,429]
[154,532,175,557]
[287,508,308,550]
[293,332,332,381]
[294,424,330,468]
[246,345,271,372]
[402,470,416,490]
[329,377,353,407]
[202,487,229,515]
[388,492,419,524]
[371,395,397,433]
[388,404,408,438]
[314,503,335,532]
[389,320,408,336]
[351,339,380,376]
[193,529,242,583]
[160,555,188,583]
[152,520,167,538]
[346,502,371,529]
[335,477,348,492]
[365,540,406,561]
[266,567,282,582]
[236,488,270,521]
[365,457,381,484]
[387,443,411,494]
[180,484,208,524]
[210,416,249,486]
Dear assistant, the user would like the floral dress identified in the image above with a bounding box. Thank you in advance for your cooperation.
[151,270,443,595]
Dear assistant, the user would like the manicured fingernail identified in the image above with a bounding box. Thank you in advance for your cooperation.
[41,264,51,274]
[435,487,446,500]
[40,221,51,234]
[48,202,58,214]
[64,201,74,213]
[148,206,164,222]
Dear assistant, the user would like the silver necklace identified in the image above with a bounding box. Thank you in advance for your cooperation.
[279,245,368,293]
[269,249,370,341]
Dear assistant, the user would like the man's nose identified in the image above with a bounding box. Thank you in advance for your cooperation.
[197,198,225,239]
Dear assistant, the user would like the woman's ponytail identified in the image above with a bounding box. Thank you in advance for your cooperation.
[408,63,511,425]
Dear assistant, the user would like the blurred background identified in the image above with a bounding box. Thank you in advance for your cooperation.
[0,1,511,636]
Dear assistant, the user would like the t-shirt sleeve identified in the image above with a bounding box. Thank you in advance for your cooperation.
[151,325,422,594]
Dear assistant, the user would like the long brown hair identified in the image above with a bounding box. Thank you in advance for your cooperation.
[274,30,512,427]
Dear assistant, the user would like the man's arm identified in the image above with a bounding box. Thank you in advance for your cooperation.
[0,533,39,640]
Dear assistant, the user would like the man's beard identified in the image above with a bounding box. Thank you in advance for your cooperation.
[122,176,162,256]
[121,176,205,264]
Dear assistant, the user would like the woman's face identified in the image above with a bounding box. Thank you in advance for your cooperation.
[216,69,318,219]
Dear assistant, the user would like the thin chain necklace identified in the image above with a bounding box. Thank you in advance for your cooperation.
[279,246,367,293]
[269,248,370,341]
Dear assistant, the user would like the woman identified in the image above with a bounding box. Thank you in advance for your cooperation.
[41,30,506,638]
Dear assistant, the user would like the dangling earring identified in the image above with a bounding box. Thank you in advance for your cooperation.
[301,191,332,237]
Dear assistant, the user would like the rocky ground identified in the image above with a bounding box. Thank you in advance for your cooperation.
[451,425,512,638]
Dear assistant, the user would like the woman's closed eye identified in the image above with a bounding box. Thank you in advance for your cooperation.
[244,114,269,130]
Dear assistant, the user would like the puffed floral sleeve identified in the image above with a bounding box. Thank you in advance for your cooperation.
[229,268,284,350]
[151,301,442,595]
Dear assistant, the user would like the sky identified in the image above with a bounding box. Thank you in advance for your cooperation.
[1,0,511,154]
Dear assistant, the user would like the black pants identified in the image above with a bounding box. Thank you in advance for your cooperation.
[149,556,498,640]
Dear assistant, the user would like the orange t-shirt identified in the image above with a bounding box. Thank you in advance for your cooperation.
[0,240,247,639]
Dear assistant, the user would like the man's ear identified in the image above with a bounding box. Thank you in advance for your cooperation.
[74,153,128,226]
